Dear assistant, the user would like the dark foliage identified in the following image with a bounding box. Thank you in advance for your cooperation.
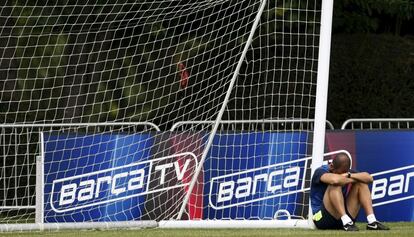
[328,34,414,127]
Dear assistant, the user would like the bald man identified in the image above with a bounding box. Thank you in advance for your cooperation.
[310,153,389,231]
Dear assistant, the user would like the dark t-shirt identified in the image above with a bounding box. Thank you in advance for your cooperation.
[310,165,353,214]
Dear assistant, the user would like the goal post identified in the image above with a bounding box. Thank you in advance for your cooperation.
[308,0,334,226]
[0,0,334,231]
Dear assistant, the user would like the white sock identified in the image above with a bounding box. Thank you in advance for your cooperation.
[341,214,353,225]
[367,214,377,224]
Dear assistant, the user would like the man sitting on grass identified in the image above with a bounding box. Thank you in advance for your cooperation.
[310,153,389,231]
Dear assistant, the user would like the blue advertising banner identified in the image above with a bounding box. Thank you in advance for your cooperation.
[355,131,414,221]
[43,133,154,222]
[43,131,311,222]
[204,132,310,220]
[43,130,414,222]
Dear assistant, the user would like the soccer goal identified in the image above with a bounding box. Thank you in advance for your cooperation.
[0,0,333,231]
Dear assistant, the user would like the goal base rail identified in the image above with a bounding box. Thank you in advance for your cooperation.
[0,220,313,232]
[159,220,312,229]
[0,221,157,232]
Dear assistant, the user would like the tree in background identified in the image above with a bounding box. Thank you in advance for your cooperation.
[328,0,414,127]
[333,0,414,35]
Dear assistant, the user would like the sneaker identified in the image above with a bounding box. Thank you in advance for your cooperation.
[367,221,390,230]
[343,222,359,231]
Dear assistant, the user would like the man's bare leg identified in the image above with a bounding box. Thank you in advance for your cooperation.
[346,182,390,230]
[323,185,346,219]
[346,182,372,218]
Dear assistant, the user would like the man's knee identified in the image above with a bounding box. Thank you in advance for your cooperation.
[324,185,345,204]
[326,184,343,193]
[354,182,368,187]
[350,182,370,193]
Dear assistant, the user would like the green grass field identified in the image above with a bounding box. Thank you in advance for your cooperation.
[0,222,412,237]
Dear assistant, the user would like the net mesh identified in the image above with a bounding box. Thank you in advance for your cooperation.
[0,0,323,225]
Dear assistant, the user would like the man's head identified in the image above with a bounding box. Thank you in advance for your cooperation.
[329,153,351,174]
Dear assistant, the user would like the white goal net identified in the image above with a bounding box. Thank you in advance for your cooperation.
[0,0,332,231]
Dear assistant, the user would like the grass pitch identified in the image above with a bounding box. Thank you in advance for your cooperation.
[0,222,412,237]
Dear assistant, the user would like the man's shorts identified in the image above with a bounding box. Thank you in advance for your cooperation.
[312,203,356,230]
